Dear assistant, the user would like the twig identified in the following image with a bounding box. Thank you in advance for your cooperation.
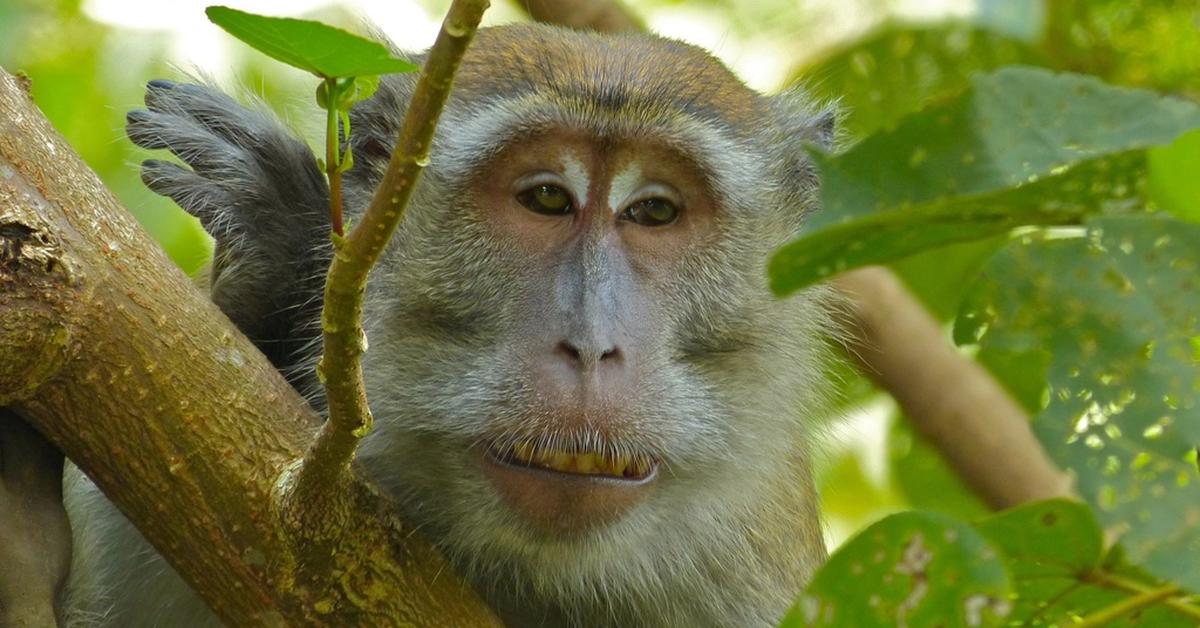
[323,78,345,236]
[297,0,490,499]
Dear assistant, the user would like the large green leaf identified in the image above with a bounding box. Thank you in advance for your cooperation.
[770,150,1146,296]
[205,6,416,78]
[789,22,1040,319]
[957,215,1200,590]
[769,68,1200,296]
[781,512,1011,627]
[1148,128,1200,223]
[791,23,1040,139]
[977,500,1194,626]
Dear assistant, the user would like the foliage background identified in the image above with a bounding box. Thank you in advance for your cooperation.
[2,0,1197,579]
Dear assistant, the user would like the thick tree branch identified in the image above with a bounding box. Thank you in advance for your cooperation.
[515,0,1076,512]
[0,67,499,626]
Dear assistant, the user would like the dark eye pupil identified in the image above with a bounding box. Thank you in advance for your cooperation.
[518,185,572,215]
[625,198,678,226]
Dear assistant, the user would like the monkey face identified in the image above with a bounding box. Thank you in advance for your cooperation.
[346,23,835,614]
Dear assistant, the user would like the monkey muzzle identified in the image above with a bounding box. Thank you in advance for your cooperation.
[480,440,659,535]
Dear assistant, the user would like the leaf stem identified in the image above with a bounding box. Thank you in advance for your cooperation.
[1083,570,1200,621]
[324,77,345,237]
[1073,582,1181,627]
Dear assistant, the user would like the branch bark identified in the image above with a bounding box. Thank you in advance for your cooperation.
[834,267,1075,509]
[0,62,499,627]
[514,0,1077,512]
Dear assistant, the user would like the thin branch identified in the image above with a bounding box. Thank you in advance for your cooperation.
[324,77,345,237]
[295,0,491,510]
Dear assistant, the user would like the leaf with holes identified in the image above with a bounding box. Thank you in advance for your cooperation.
[206,6,416,78]
[956,215,1200,590]
[976,499,1196,626]
[769,67,1200,296]
[780,511,1012,627]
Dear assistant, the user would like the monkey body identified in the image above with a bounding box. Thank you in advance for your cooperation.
[64,23,837,627]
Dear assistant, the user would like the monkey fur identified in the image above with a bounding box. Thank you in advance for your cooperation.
[63,23,839,627]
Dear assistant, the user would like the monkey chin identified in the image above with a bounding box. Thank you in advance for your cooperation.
[477,442,659,537]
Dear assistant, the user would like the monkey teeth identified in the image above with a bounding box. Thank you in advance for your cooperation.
[491,442,656,480]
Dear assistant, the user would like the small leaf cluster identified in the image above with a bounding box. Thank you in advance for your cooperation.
[205,6,416,232]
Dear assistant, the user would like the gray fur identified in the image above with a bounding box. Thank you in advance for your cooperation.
[66,23,840,627]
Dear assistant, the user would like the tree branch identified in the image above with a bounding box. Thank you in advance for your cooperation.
[834,267,1075,509]
[0,66,499,626]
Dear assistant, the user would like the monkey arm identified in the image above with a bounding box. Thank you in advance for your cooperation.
[126,80,331,379]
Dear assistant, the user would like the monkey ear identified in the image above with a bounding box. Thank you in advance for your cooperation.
[771,87,839,152]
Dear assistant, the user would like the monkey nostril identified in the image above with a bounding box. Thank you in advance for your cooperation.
[558,341,583,364]
[556,341,622,366]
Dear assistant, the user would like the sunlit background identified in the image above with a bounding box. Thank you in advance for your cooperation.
[0,0,1040,550]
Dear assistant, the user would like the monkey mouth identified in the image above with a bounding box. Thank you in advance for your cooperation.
[486,440,658,481]
[479,439,660,535]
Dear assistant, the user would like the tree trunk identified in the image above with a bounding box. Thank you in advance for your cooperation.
[0,66,499,627]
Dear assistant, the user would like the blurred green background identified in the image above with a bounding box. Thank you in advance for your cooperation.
[3,0,1196,550]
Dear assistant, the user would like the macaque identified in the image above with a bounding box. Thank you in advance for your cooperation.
[64,22,838,627]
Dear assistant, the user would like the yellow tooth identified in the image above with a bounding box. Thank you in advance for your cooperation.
[550,450,571,471]
[576,453,595,474]
[630,457,649,477]
[611,455,629,476]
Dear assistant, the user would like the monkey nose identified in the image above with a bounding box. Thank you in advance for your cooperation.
[555,339,622,369]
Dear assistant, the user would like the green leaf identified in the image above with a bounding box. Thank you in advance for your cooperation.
[781,512,1011,627]
[205,6,416,78]
[977,500,1103,577]
[976,500,1194,626]
[769,67,1200,296]
[1044,0,1200,99]
[791,23,1041,139]
[787,23,1039,317]
[889,415,988,520]
[1148,128,1200,223]
[814,67,1200,229]
[957,215,1200,590]
[769,150,1146,295]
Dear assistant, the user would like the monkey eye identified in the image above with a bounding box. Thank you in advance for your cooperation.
[621,198,679,227]
[517,184,574,216]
